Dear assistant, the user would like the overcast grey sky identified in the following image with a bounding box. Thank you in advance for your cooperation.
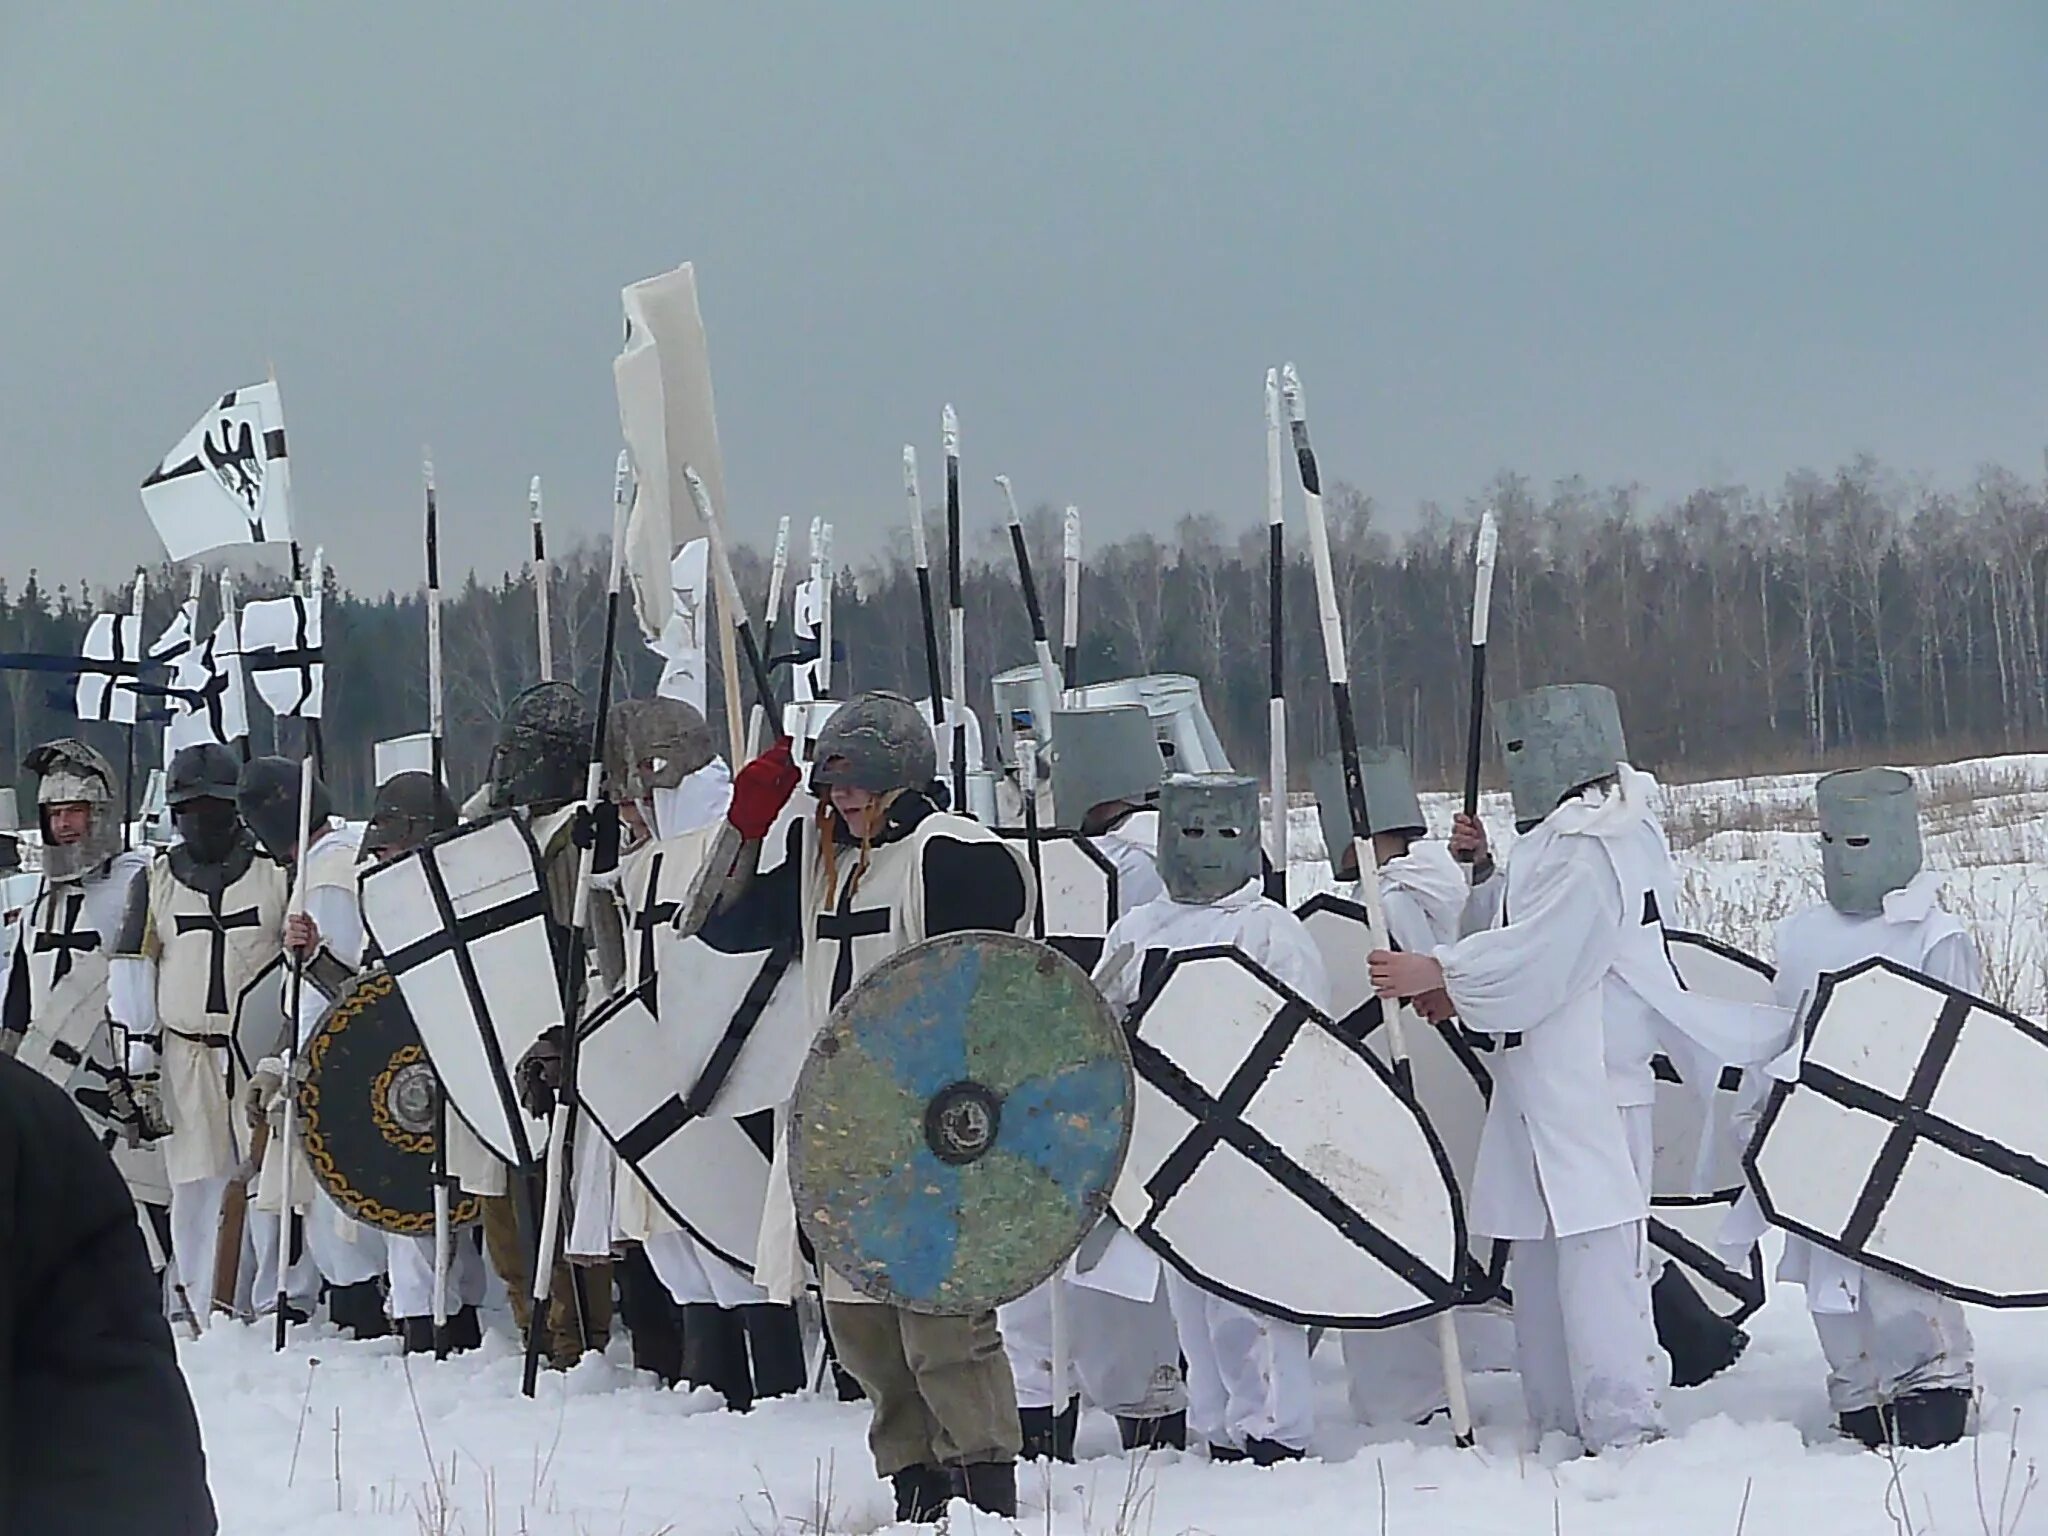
[4,3,2046,594]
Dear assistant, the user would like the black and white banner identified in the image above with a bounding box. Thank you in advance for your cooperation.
[239,589,324,719]
[139,382,293,559]
[74,611,143,724]
[160,611,248,751]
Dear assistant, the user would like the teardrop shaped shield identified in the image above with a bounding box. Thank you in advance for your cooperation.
[789,931,1133,1314]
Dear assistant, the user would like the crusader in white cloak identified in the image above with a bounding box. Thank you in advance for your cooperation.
[998,704,1188,1461]
[0,741,159,1248]
[112,742,291,1322]
[704,691,1034,1524]
[1094,772,1330,1466]
[1376,685,1797,1452]
[1764,767,1977,1450]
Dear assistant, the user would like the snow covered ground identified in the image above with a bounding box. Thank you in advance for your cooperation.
[184,754,2048,1534]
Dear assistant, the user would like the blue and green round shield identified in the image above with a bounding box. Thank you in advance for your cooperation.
[789,931,1133,1313]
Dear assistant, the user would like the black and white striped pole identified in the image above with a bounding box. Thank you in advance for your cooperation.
[906,447,949,746]
[750,516,791,757]
[1461,510,1500,876]
[424,457,454,1358]
[1282,362,1473,1447]
[272,758,317,1351]
[531,476,554,682]
[1265,369,1289,902]
[1061,506,1081,703]
[943,406,968,811]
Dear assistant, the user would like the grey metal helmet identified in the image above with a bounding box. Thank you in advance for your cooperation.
[166,742,244,807]
[1494,683,1627,828]
[488,681,592,810]
[1816,767,1922,916]
[23,738,121,883]
[1049,705,1165,830]
[608,696,717,803]
[362,771,457,859]
[1156,772,1262,904]
[809,691,937,798]
[1308,748,1427,873]
[236,755,334,861]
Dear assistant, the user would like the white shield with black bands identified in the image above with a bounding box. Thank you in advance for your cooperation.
[577,983,774,1273]
[1112,946,1466,1329]
[1654,931,1776,1201]
[1748,956,2048,1307]
[359,815,560,1169]
[999,830,1118,970]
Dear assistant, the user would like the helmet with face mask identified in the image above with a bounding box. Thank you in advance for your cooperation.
[1494,683,1627,830]
[235,755,334,863]
[23,738,120,884]
[166,743,247,865]
[1816,767,1922,916]
[808,691,937,800]
[1156,772,1262,904]
[362,772,457,860]
[488,681,592,811]
[609,696,717,804]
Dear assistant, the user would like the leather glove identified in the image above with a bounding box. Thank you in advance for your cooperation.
[571,801,623,876]
[244,1057,286,1131]
[110,1074,171,1144]
[516,1027,565,1119]
[729,737,801,841]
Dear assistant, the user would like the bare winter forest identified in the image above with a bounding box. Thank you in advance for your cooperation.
[7,454,2048,812]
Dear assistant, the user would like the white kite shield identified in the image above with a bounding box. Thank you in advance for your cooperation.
[1113,945,1467,1329]
[575,980,776,1273]
[1748,956,2048,1308]
[358,814,561,1169]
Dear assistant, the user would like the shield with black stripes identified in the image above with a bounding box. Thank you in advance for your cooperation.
[358,814,562,1169]
[576,979,778,1273]
[998,829,1119,970]
[1748,955,2048,1307]
[1114,945,1467,1329]
[1296,890,1504,1300]
[790,931,1133,1313]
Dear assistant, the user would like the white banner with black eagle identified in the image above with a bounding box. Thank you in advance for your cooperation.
[140,382,294,560]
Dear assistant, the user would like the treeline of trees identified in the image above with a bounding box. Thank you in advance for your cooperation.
[5,452,2047,816]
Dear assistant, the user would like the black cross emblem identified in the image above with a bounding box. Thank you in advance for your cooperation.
[174,892,263,1014]
[632,849,682,988]
[243,594,322,717]
[817,901,890,1006]
[33,889,100,988]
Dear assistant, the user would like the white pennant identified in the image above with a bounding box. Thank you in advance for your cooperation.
[139,381,294,560]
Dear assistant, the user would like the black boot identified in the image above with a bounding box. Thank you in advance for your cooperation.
[1885,1387,1971,1449]
[1838,1406,1885,1449]
[1119,1410,1187,1451]
[447,1305,483,1353]
[952,1461,1018,1518]
[1020,1400,1079,1462]
[1210,1442,1248,1463]
[402,1316,435,1355]
[890,1465,952,1523]
[1245,1436,1306,1466]
[1653,1267,1749,1389]
[328,1280,391,1339]
[679,1304,754,1411]
[741,1304,807,1402]
[615,1247,685,1386]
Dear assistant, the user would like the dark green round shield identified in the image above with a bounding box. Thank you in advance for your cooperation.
[789,931,1133,1313]
[297,968,483,1237]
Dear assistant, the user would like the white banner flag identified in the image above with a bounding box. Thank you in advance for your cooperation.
[164,614,248,751]
[239,590,324,719]
[74,612,142,724]
[787,575,825,704]
[653,539,710,713]
[615,263,728,642]
[139,381,293,560]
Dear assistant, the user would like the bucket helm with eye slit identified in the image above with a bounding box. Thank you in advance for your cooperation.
[1156,772,1261,903]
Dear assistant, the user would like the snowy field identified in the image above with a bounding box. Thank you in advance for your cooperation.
[185,754,2048,1535]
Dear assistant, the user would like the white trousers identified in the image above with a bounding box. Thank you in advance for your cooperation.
[999,1277,1186,1417]
[643,1231,768,1308]
[302,1190,385,1289]
[1341,1318,1451,1427]
[1809,1266,1975,1414]
[248,1209,323,1317]
[1511,1219,1666,1451]
[1163,1271,1314,1452]
[385,1228,489,1320]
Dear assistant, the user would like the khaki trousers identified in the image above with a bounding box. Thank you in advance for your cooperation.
[825,1301,1023,1475]
[481,1193,612,1368]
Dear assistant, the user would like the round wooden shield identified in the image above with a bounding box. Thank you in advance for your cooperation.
[297,968,484,1236]
[789,931,1133,1314]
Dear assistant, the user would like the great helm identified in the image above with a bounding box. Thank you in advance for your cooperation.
[1156,772,1262,903]
[1494,683,1627,828]
[1815,767,1922,916]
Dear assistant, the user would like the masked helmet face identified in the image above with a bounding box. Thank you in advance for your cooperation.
[489,682,592,810]
[617,697,716,801]
[174,798,243,865]
[23,738,120,883]
[1816,767,1922,916]
[808,691,937,799]
[1156,773,1262,903]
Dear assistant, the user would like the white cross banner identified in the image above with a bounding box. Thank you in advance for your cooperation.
[74,612,142,724]
[139,382,294,560]
[239,590,324,718]
[162,614,249,751]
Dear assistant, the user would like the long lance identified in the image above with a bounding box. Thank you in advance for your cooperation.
[751,516,791,755]
[1462,510,1500,880]
[689,469,780,713]
[424,459,454,1357]
[272,755,318,1350]
[124,572,146,849]
[1061,506,1081,703]
[522,452,633,1397]
[943,405,968,811]
[905,448,947,735]
[1264,369,1288,901]
[288,542,325,775]
[531,477,554,682]
[997,475,1063,822]
[1282,363,1473,1448]
[818,521,836,697]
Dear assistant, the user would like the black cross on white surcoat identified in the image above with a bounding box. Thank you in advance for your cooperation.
[632,849,681,988]
[174,892,263,1014]
[816,873,892,1007]
[34,889,100,988]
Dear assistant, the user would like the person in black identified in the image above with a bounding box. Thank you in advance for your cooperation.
[0,1052,215,1534]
